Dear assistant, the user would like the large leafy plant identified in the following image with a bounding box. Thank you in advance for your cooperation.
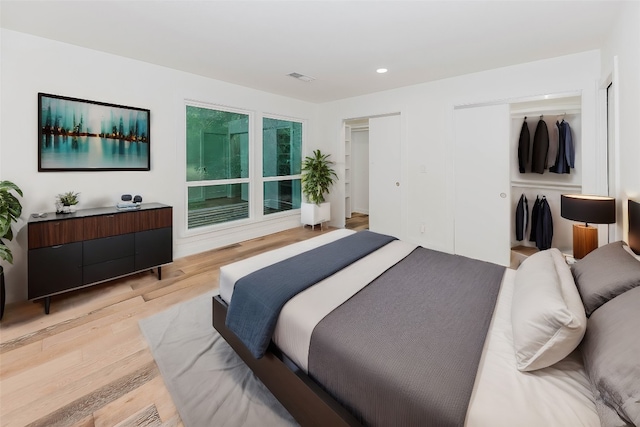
[0,181,23,264]
[301,149,338,205]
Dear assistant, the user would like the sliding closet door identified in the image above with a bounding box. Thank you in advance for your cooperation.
[454,104,510,266]
[369,114,401,238]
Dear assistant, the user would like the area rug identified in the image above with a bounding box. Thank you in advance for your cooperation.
[139,292,298,427]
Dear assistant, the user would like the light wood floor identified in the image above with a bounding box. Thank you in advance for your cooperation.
[0,226,336,427]
[345,212,368,231]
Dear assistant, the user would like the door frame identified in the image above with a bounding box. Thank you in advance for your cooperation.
[338,111,406,239]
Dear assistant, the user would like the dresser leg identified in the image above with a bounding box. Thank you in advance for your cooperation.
[44,297,50,315]
[158,266,162,280]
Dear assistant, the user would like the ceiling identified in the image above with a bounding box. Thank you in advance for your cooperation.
[0,1,626,103]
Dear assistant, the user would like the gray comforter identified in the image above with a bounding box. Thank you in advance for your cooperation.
[308,247,504,426]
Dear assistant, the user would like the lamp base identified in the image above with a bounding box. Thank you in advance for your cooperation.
[573,224,598,259]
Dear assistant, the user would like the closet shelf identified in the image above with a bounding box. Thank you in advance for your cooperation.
[511,180,581,192]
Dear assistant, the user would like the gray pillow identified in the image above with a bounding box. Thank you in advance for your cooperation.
[571,241,640,316]
[581,286,640,426]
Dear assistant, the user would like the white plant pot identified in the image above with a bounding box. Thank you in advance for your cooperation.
[301,202,331,229]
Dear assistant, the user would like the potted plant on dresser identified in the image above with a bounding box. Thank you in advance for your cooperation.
[301,149,338,229]
[0,180,23,320]
[56,190,79,213]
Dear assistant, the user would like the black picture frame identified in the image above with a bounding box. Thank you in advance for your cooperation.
[38,93,150,171]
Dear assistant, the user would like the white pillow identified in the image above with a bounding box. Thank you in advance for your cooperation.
[511,248,587,371]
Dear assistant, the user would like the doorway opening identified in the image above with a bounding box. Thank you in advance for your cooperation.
[344,118,370,230]
[342,112,402,238]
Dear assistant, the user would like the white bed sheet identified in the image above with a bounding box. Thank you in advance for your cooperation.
[465,268,599,427]
[219,235,600,426]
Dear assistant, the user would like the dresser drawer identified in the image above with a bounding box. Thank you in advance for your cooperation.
[28,242,83,299]
[83,212,138,240]
[83,256,135,285]
[28,218,84,249]
[137,207,173,231]
[83,233,135,266]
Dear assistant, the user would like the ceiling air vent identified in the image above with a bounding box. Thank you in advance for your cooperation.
[287,72,315,82]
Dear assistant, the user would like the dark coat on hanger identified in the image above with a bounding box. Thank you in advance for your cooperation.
[529,196,540,243]
[531,119,549,174]
[515,194,528,241]
[517,119,530,173]
[535,197,553,251]
[550,120,574,174]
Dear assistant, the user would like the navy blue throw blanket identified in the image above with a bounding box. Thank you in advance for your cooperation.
[226,230,397,358]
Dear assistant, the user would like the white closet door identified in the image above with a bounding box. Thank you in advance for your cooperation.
[454,104,510,266]
[369,114,401,238]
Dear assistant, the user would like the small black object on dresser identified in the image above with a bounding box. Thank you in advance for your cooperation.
[28,203,172,314]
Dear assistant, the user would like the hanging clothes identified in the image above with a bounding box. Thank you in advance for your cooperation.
[564,121,575,168]
[550,120,575,174]
[529,196,540,243]
[534,196,553,251]
[515,194,528,241]
[546,120,559,173]
[517,118,530,173]
[531,119,549,174]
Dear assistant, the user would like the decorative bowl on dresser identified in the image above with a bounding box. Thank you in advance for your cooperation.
[28,203,173,314]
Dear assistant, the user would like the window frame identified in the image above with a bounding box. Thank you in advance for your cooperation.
[181,102,307,237]
[261,114,305,217]
[184,100,254,233]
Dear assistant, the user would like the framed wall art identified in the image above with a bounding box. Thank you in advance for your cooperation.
[38,93,151,171]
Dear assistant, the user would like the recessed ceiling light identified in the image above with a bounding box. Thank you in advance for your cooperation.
[376,68,388,74]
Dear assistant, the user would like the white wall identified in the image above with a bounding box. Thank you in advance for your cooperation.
[319,50,602,253]
[0,29,319,303]
[601,1,640,241]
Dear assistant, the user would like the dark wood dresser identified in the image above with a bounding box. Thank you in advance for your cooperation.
[28,203,172,314]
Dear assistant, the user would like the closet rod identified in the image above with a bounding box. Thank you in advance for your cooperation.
[511,181,582,192]
[510,107,581,117]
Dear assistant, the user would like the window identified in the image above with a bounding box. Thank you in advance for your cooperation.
[185,106,303,231]
[186,104,249,229]
[262,118,302,215]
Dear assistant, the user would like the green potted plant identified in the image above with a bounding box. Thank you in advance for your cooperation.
[56,191,80,213]
[0,180,23,320]
[300,149,338,228]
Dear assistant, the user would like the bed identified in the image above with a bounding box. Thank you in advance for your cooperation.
[212,200,640,427]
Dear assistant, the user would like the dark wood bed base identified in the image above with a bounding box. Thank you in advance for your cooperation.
[212,295,362,427]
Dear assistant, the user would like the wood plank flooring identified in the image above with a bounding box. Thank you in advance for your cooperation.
[0,226,335,427]
[345,212,368,231]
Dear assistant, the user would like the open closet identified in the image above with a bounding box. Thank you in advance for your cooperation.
[510,95,582,264]
[453,92,583,267]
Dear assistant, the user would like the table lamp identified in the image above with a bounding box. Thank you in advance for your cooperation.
[561,194,616,259]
